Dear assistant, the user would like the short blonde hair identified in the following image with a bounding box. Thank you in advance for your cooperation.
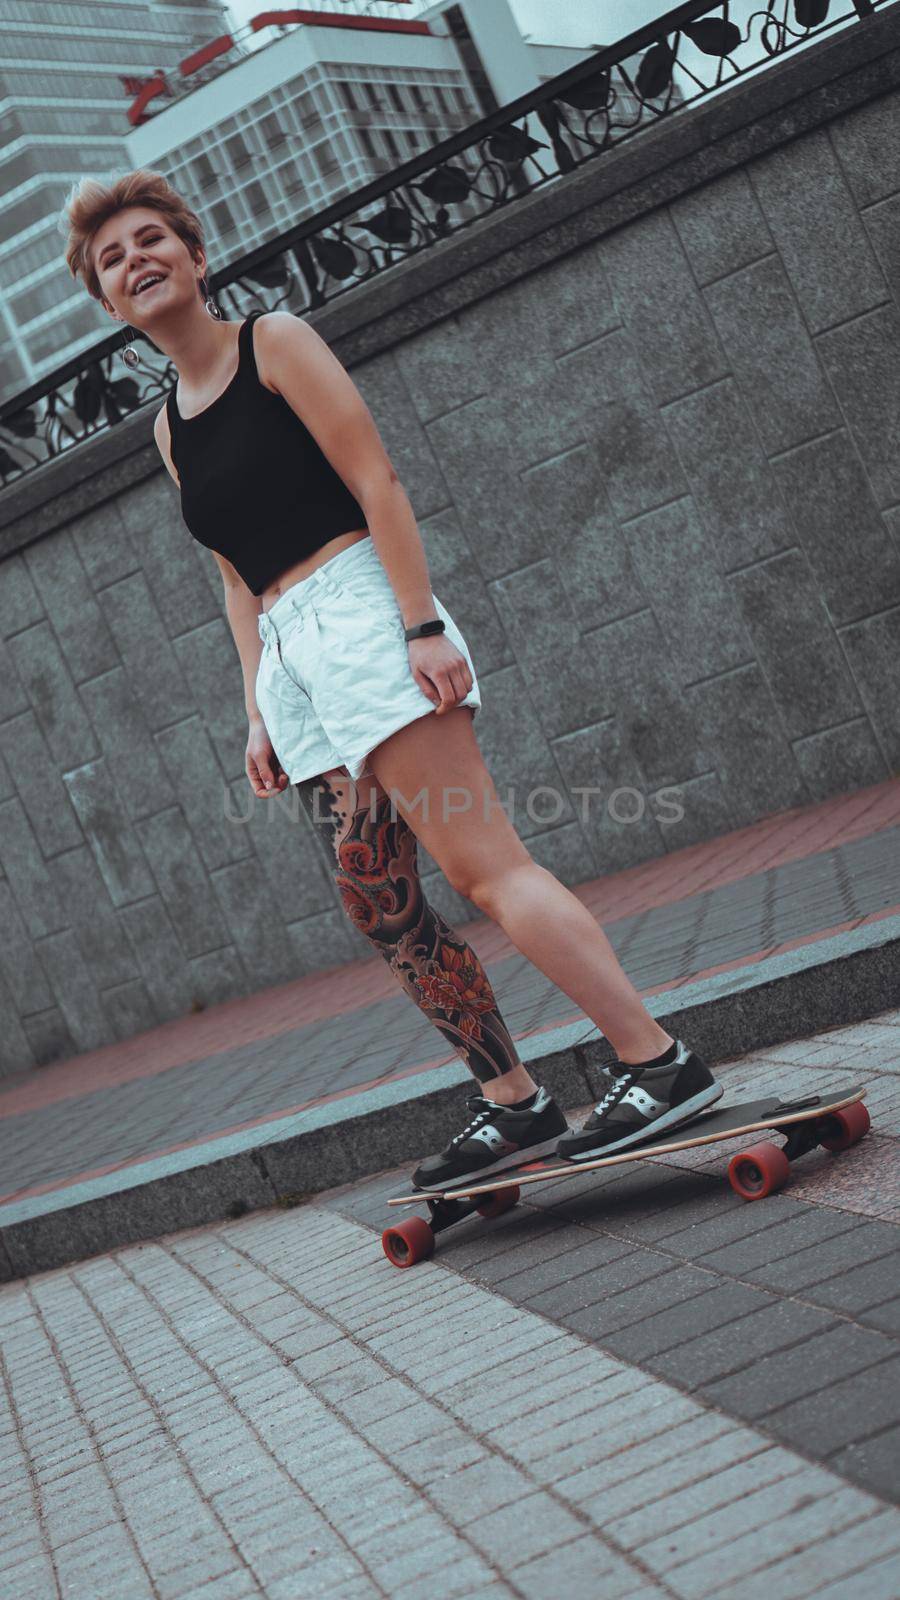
[60,168,207,304]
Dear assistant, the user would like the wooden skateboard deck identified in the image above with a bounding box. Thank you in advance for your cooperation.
[382,1085,869,1268]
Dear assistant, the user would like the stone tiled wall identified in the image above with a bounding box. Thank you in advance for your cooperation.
[1,48,899,1073]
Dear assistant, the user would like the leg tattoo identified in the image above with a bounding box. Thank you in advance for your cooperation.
[295,769,522,1083]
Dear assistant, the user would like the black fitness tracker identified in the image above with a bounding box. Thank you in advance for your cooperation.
[404,618,446,642]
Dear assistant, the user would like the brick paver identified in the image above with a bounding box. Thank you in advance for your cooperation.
[318,1010,900,1508]
[2,1196,898,1599]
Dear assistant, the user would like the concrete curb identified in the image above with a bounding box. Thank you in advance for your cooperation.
[1,914,897,1282]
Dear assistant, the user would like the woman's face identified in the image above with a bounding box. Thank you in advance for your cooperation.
[93,205,203,323]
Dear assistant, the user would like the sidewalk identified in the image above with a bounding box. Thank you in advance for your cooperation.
[1,1022,898,1599]
[1,777,898,1279]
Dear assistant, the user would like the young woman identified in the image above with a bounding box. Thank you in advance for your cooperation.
[63,170,721,1188]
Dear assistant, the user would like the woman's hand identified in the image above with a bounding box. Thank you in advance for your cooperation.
[246,716,289,797]
[408,634,473,715]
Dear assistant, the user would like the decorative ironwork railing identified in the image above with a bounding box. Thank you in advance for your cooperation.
[0,0,892,488]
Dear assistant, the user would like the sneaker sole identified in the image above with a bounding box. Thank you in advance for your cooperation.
[413,1132,568,1193]
[559,1082,725,1162]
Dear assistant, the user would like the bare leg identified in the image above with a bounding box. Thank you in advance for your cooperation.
[367,707,675,1067]
[295,765,538,1103]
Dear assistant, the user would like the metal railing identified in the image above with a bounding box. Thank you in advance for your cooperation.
[0,0,892,488]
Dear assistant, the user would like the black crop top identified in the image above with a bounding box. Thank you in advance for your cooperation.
[165,309,368,595]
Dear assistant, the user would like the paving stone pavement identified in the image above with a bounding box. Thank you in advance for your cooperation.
[2,1012,898,1598]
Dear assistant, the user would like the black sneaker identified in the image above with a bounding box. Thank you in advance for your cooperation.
[557,1039,723,1161]
[412,1086,570,1190]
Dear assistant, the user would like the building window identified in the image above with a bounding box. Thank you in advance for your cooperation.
[225,132,252,170]
[11,276,71,323]
[244,180,269,220]
[194,152,218,189]
[282,164,305,195]
[27,302,99,369]
[312,143,340,179]
[211,200,236,236]
[259,113,286,149]
[297,92,321,131]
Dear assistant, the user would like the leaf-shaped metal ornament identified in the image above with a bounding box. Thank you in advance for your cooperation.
[3,407,37,439]
[794,0,830,27]
[362,203,414,245]
[311,236,358,281]
[636,40,676,100]
[420,165,472,205]
[246,259,290,289]
[683,17,742,56]
[557,68,612,111]
[107,376,141,413]
[72,367,105,425]
[486,126,545,166]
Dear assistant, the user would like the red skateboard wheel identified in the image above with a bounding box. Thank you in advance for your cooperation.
[382,1216,434,1268]
[728,1141,790,1201]
[817,1100,870,1153]
[476,1184,520,1220]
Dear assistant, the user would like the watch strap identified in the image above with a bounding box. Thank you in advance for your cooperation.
[404,617,446,642]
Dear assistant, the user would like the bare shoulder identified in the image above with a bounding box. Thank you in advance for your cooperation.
[254,308,311,344]
[249,307,305,395]
[253,310,355,413]
[252,310,318,390]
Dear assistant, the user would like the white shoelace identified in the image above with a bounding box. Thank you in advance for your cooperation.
[450,1097,494,1147]
[593,1068,633,1117]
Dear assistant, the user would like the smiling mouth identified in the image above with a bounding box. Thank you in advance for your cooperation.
[132,277,167,298]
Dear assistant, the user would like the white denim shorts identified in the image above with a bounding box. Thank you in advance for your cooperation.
[254,535,482,783]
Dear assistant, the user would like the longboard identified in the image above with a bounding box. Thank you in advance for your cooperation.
[382,1085,869,1268]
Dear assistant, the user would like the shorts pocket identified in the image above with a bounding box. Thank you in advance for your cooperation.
[330,574,408,640]
[257,641,312,705]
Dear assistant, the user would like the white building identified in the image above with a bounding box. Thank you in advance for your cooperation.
[126,0,591,295]
[0,0,232,402]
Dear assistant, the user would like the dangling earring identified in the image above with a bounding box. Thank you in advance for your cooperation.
[200,275,223,320]
[120,323,140,369]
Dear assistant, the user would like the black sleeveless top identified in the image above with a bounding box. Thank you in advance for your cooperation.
[166,309,368,595]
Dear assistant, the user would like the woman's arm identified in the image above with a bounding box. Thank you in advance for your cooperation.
[153,405,288,796]
[254,313,473,715]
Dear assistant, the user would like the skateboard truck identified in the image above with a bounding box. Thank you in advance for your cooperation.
[383,1186,522,1268]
